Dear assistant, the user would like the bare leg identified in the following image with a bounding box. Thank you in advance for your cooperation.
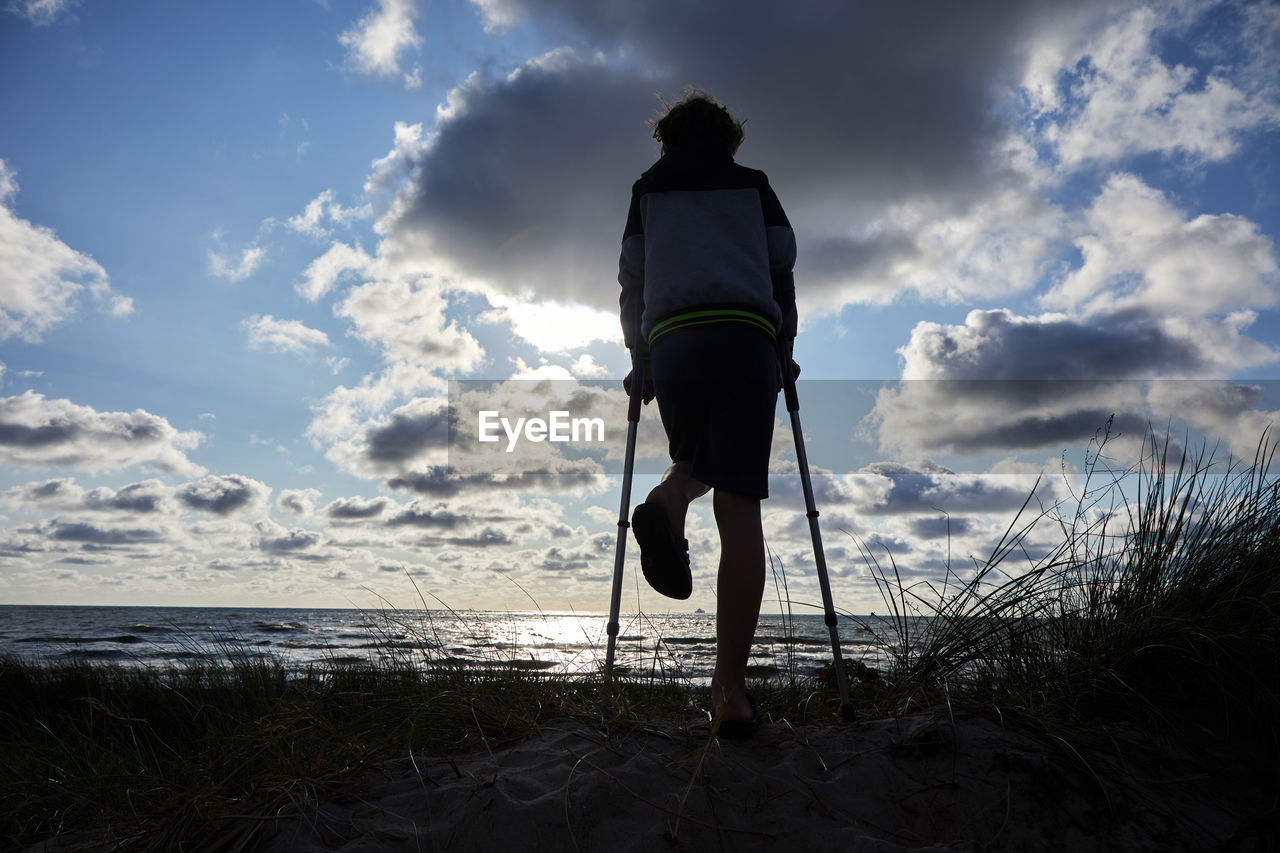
[709,489,765,723]
[643,460,709,540]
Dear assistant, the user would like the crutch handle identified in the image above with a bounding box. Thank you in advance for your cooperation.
[626,355,646,422]
[776,340,800,413]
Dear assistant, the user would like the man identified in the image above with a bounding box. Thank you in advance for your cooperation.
[618,90,798,736]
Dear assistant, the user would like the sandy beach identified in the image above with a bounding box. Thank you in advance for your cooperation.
[255,707,1272,852]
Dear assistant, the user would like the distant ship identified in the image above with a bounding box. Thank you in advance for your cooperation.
[694,608,705,614]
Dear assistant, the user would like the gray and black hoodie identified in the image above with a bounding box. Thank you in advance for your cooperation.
[618,143,797,355]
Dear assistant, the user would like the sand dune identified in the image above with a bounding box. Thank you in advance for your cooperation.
[259,708,1268,852]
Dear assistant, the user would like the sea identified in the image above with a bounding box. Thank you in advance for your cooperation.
[0,605,903,683]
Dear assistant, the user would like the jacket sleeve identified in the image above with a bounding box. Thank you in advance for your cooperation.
[618,183,647,353]
[759,182,797,345]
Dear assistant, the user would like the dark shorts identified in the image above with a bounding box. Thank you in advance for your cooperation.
[648,324,781,499]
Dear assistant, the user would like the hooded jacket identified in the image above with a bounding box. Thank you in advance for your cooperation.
[618,143,797,354]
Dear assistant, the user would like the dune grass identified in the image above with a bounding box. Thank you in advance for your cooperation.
[0,651,720,852]
[3,425,1278,850]
[854,422,1280,744]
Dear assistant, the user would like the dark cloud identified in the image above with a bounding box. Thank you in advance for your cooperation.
[178,474,268,515]
[42,520,165,546]
[386,503,468,529]
[950,410,1150,454]
[900,310,1217,381]
[364,407,452,463]
[537,545,595,572]
[850,462,1041,516]
[908,515,973,541]
[22,479,75,499]
[441,527,513,548]
[325,496,390,520]
[255,530,322,553]
[0,421,77,447]
[870,306,1280,456]
[377,0,1111,313]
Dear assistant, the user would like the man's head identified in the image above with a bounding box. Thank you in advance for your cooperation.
[651,90,745,156]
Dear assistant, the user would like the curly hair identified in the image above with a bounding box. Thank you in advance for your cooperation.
[650,89,745,156]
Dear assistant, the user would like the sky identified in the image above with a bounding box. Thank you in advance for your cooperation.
[1,0,1278,615]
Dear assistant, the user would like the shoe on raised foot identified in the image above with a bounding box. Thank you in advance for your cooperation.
[631,503,692,600]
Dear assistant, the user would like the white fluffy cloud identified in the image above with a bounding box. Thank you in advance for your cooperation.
[339,0,422,85]
[242,314,331,355]
[0,160,132,342]
[1044,5,1280,168]
[286,189,371,239]
[336,275,484,371]
[1044,173,1278,317]
[206,238,265,283]
[297,241,374,301]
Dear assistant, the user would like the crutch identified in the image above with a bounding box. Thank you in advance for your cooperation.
[778,345,852,718]
[604,355,646,676]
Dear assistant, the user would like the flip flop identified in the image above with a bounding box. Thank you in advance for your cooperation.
[715,693,762,740]
[631,503,692,600]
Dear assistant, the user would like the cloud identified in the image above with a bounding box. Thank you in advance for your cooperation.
[206,235,265,283]
[83,481,169,514]
[896,308,1269,382]
[800,178,1066,309]
[327,380,619,495]
[286,190,371,239]
[242,314,331,354]
[324,396,451,479]
[1043,173,1279,318]
[278,488,322,516]
[6,0,74,26]
[385,500,467,529]
[339,0,422,83]
[37,519,166,547]
[306,362,447,443]
[1043,5,1280,168]
[569,354,609,378]
[0,392,205,475]
[253,522,322,554]
[177,474,270,516]
[0,159,132,342]
[841,461,1050,517]
[365,52,668,315]
[324,496,390,520]
[297,241,373,301]
[334,269,485,371]
[479,294,619,353]
[366,1,1127,331]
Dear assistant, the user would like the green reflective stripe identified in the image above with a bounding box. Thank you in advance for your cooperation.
[648,309,776,346]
